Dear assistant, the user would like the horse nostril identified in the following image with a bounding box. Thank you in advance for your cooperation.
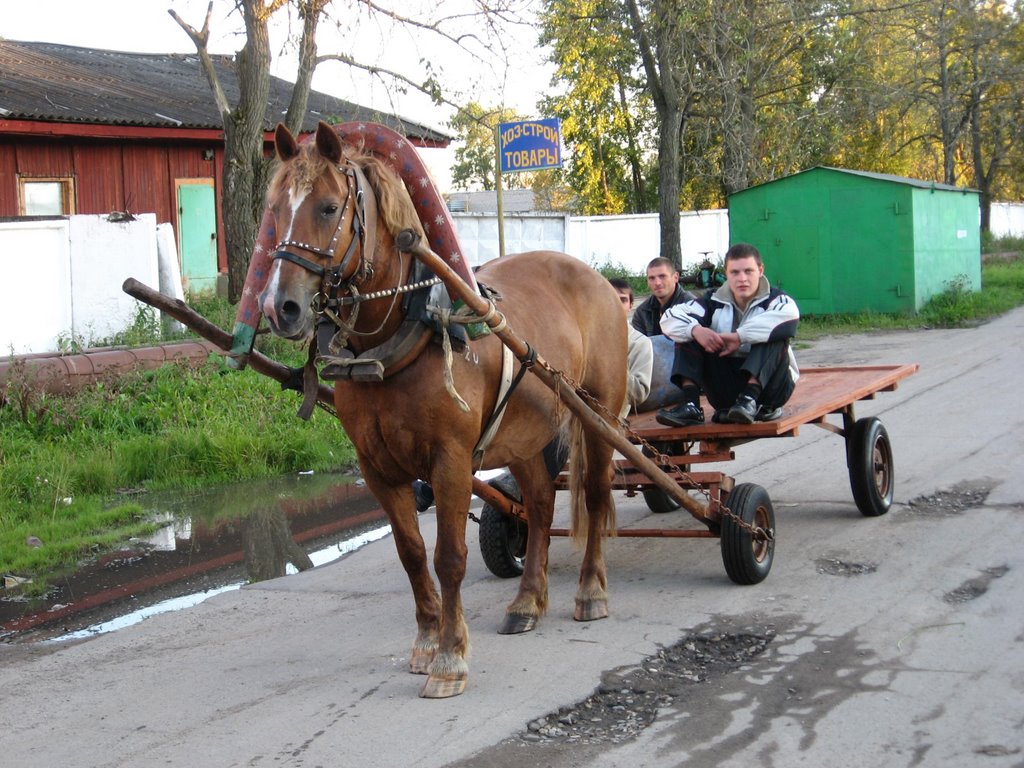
[280,300,302,325]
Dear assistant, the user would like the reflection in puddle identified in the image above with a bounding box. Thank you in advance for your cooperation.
[1,472,390,641]
[56,524,393,642]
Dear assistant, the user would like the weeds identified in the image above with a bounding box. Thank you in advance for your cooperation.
[1,358,355,582]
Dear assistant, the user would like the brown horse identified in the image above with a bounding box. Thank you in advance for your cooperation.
[258,122,627,697]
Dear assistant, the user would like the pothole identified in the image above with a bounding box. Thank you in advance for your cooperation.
[517,628,775,746]
[944,565,1009,604]
[904,482,992,518]
[815,558,878,576]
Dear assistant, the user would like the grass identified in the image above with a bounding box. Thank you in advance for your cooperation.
[1,345,355,592]
[796,257,1024,340]
[3,241,1022,592]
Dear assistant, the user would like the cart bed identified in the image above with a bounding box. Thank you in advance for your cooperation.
[627,364,919,441]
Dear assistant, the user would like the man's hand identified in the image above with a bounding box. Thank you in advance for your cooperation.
[692,325,724,353]
[717,332,742,356]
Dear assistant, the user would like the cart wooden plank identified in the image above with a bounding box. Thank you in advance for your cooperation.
[626,363,919,441]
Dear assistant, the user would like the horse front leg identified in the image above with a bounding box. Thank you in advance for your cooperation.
[365,476,441,676]
[419,467,473,698]
[498,453,554,634]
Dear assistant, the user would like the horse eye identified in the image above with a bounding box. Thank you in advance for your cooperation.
[323,203,339,217]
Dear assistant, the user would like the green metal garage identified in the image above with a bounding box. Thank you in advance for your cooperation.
[728,167,981,314]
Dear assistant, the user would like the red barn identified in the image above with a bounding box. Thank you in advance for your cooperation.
[0,40,451,292]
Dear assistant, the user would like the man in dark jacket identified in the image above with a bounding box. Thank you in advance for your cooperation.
[655,243,800,427]
[631,257,692,337]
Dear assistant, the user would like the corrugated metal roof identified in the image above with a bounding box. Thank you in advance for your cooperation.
[0,40,451,143]
[817,166,977,193]
[734,165,977,195]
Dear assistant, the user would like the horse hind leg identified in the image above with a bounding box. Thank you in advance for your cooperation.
[498,453,556,635]
[569,417,615,622]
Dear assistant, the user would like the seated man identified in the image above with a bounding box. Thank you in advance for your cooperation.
[609,277,654,416]
[631,257,693,337]
[655,243,799,427]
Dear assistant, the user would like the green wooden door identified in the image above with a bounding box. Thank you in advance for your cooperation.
[178,182,218,294]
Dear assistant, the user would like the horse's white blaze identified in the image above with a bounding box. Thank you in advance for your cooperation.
[260,185,312,331]
[284,186,308,244]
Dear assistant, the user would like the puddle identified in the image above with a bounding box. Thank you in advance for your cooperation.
[0,472,391,642]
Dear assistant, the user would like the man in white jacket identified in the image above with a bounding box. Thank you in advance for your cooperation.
[655,243,800,427]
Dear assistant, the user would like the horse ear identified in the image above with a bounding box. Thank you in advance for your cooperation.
[275,123,299,161]
[316,121,345,164]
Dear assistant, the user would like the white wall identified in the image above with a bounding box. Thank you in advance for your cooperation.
[990,202,1024,238]
[0,219,73,355]
[68,215,161,344]
[566,210,730,273]
[452,208,731,273]
[1,214,173,355]
[452,213,569,267]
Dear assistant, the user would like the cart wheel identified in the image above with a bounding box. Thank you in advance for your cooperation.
[478,502,527,578]
[642,487,682,514]
[720,483,775,585]
[848,417,894,517]
[641,441,684,514]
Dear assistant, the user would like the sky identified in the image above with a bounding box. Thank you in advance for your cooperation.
[1,0,556,191]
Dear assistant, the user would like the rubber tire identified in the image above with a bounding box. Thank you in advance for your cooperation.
[642,487,682,514]
[478,502,527,578]
[848,416,894,517]
[720,483,775,585]
[641,441,683,514]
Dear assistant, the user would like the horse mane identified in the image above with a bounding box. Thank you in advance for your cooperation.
[269,141,425,240]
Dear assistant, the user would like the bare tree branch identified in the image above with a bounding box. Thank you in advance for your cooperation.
[169,2,232,119]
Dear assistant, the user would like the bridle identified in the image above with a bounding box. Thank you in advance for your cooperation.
[270,159,386,333]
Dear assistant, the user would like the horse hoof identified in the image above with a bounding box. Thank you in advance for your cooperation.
[498,612,537,634]
[420,674,467,698]
[409,647,433,675]
[574,598,609,622]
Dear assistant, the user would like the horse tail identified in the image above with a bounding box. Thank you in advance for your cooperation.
[568,415,616,544]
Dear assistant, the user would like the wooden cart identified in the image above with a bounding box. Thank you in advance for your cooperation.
[472,364,919,586]
[123,276,917,590]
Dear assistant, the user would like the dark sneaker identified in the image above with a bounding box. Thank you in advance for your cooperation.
[756,404,783,422]
[656,401,705,427]
[726,395,758,424]
[412,480,435,512]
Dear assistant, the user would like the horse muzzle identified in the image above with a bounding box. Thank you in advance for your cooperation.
[259,281,315,340]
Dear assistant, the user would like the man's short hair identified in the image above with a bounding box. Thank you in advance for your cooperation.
[608,277,633,300]
[724,243,763,266]
[645,257,677,274]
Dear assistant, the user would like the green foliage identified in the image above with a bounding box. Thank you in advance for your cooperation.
[448,102,526,191]
[539,0,657,215]
[0,358,355,581]
[592,261,648,296]
[983,232,1024,254]
[541,0,1024,221]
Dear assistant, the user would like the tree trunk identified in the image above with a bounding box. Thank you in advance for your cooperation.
[222,3,274,303]
[657,111,683,269]
[624,0,684,270]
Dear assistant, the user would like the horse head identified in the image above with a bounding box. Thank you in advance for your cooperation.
[259,121,424,349]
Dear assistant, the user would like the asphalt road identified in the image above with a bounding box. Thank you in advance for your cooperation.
[2,308,1022,768]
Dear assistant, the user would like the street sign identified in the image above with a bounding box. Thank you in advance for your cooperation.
[497,118,562,173]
